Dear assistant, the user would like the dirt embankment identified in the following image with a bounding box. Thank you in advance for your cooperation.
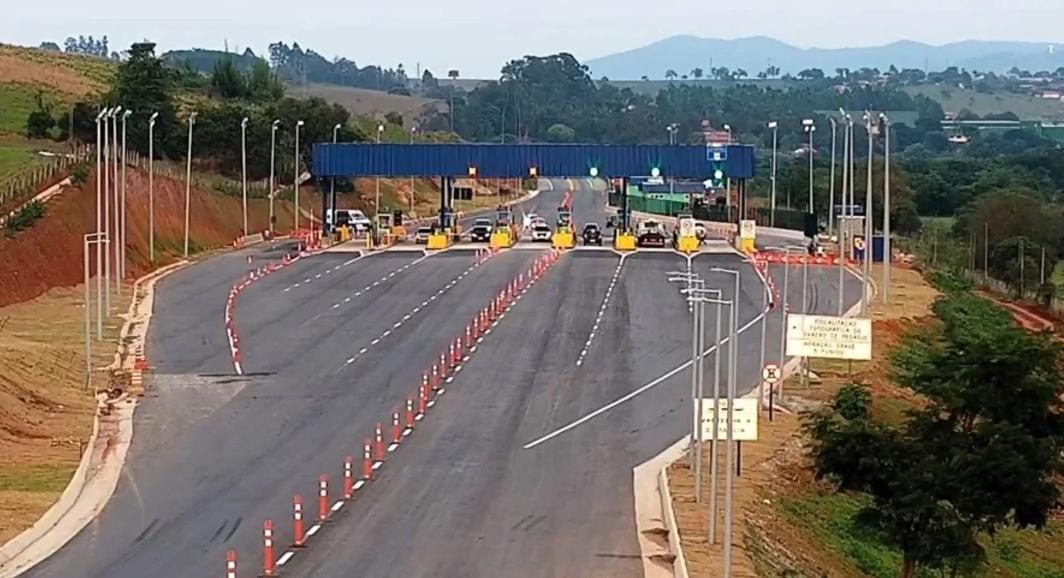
[0,168,300,308]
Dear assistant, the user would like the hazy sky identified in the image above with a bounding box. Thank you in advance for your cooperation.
[5,0,1063,77]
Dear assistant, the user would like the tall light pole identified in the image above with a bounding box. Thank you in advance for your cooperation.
[666,124,678,198]
[802,119,815,215]
[375,122,384,217]
[723,124,733,209]
[111,106,121,294]
[768,121,778,227]
[84,233,108,386]
[448,69,460,132]
[148,112,158,263]
[880,113,891,303]
[828,117,837,239]
[410,125,418,217]
[329,123,341,231]
[94,109,106,334]
[101,107,114,311]
[294,119,304,231]
[120,109,130,283]
[269,120,279,235]
[240,117,249,239]
[837,111,851,315]
[862,112,875,316]
[183,111,197,258]
[709,266,740,578]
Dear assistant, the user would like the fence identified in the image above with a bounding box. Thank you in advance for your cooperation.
[0,146,91,213]
[123,151,274,199]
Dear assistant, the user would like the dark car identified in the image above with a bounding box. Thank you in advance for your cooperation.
[637,221,668,248]
[582,223,603,246]
[469,219,493,242]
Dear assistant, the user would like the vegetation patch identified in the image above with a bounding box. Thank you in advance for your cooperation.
[4,200,45,234]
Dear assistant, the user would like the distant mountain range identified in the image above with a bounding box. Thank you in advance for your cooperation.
[585,36,1064,80]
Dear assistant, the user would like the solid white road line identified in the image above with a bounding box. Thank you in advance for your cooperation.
[523,308,768,450]
[277,552,295,566]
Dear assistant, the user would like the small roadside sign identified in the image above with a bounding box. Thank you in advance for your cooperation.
[706,144,728,162]
[762,364,781,385]
[700,398,759,441]
[739,219,756,240]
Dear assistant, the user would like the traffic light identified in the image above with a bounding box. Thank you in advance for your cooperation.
[468,166,478,178]
[528,165,538,178]
[650,166,661,178]
[589,166,599,178]
[711,162,725,188]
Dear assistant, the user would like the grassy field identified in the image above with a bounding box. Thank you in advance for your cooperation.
[904,84,1064,121]
[0,144,35,178]
[0,44,114,95]
[301,83,444,126]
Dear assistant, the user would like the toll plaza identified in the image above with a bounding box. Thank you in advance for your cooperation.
[312,143,756,250]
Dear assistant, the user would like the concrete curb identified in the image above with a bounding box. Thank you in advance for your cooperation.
[658,466,690,578]
[634,437,689,578]
[0,260,189,578]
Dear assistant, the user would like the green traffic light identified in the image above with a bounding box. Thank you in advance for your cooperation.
[714,169,724,180]
[651,167,661,178]
[589,166,599,177]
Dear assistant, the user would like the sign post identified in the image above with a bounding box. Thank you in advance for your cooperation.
[785,314,873,361]
[739,219,756,253]
[761,363,781,421]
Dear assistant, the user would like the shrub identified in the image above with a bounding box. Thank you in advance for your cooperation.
[5,201,46,234]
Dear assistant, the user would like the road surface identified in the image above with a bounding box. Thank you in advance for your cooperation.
[23,179,860,578]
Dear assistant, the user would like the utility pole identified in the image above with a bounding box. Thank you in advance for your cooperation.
[330,123,341,231]
[120,109,130,283]
[410,125,418,217]
[837,111,850,315]
[802,119,816,214]
[375,123,384,217]
[102,107,111,312]
[112,107,121,294]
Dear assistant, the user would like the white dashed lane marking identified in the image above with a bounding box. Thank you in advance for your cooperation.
[575,257,625,367]
[338,257,485,369]
[328,255,429,309]
[282,254,366,293]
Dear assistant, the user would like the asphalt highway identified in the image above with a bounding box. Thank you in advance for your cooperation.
[23,179,860,578]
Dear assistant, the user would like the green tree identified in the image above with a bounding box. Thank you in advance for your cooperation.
[111,42,180,158]
[211,57,248,99]
[807,293,1064,578]
[247,58,284,102]
[665,69,678,80]
[690,67,703,79]
[545,123,575,142]
[25,90,56,139]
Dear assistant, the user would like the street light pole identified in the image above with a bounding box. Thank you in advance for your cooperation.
[837,112,850,315]
[120,109,130,283]
[94,109,105,336]
[183,111,197,258]
[269,120,279,235]
[410,125,417,217]
[294,119,304,231]
[862,112,874,316]
[375,123,384,217]
[241,117,249,239]
[330,123,341,231]
[880,113,891,303]
[102,107,112,312]
[802,119,815,214]
[111,106,121,295]
[148,112,158,263]
[768,121,778,227]
[828,117,837,239]
[709,267,741,578]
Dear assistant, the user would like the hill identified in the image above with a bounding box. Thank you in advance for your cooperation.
[585,35,1064,80]
[161,47,260,73]
[300,83,445,126]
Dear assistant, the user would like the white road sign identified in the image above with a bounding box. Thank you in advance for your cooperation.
[739,219,756,240]
[786,314,873,361]
[700,398,759,441]
[761,364,781,384]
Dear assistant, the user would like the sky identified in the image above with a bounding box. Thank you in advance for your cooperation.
[4,0,1064,77]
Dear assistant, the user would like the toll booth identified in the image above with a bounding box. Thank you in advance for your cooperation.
[552,206,575,249]
[491,205,516,249]
[391,209,406,236]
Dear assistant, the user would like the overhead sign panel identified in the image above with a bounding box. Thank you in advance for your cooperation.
[786,314,872,360]
[700,398,759,441]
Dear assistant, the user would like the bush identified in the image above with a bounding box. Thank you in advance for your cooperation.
[26,110,55,139]
[925,270,972,294]
[70,163,90,186]
[5,201,46,234]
